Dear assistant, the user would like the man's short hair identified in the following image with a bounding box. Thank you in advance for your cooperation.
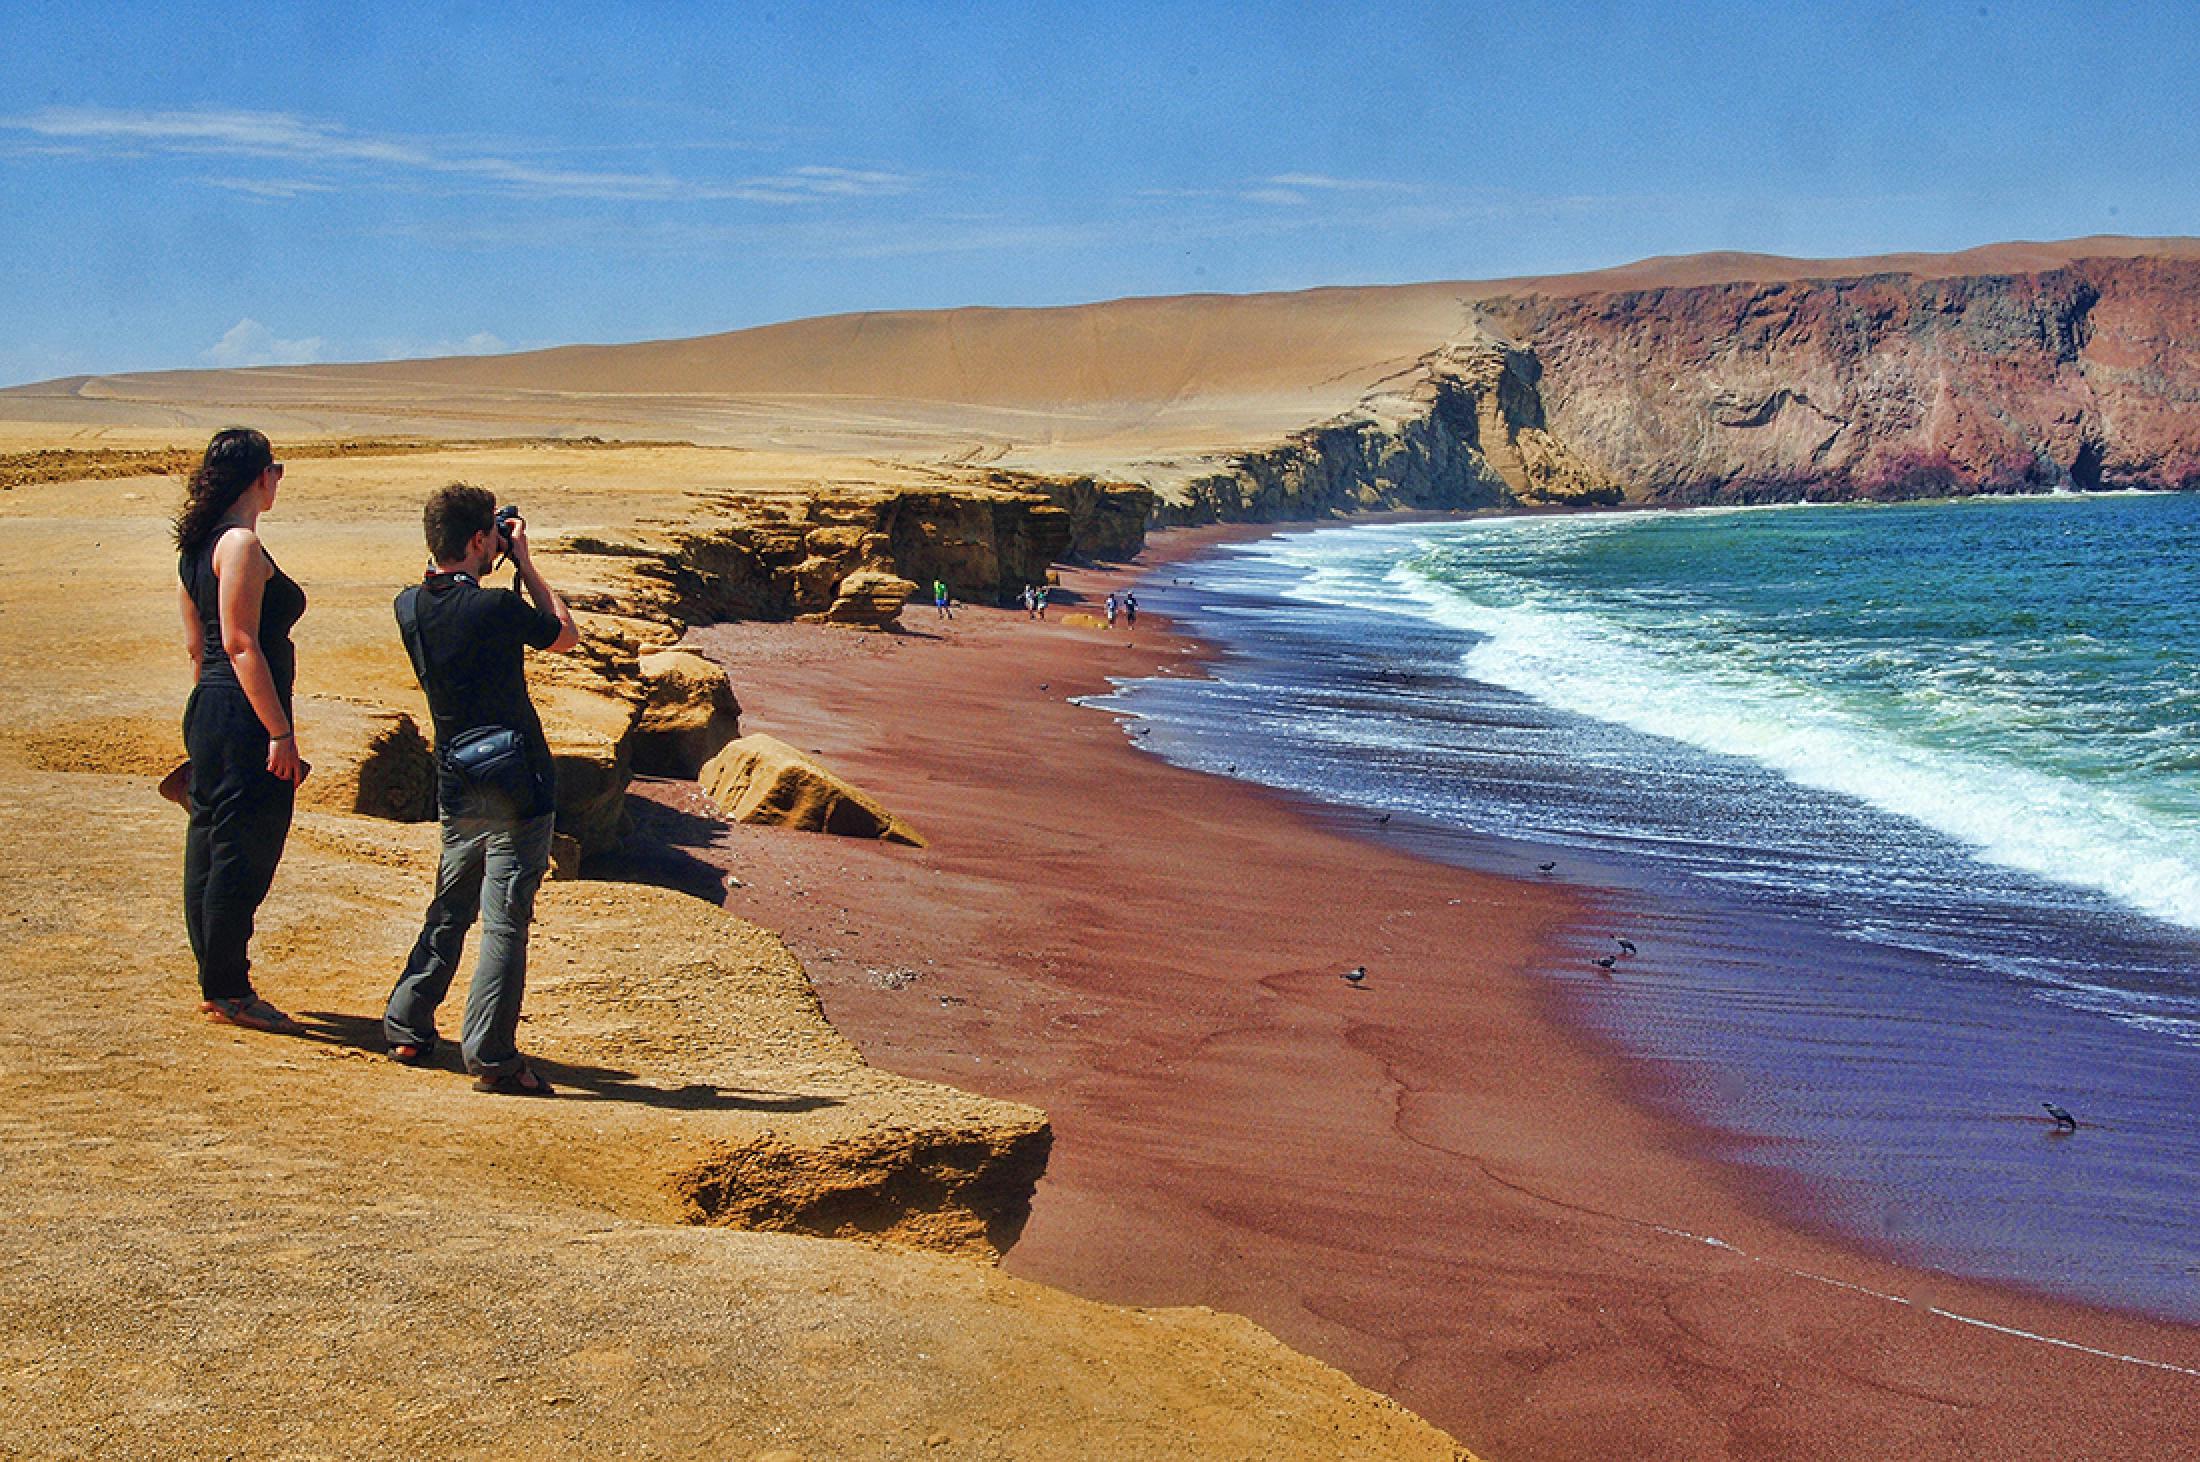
[424,483,497,564]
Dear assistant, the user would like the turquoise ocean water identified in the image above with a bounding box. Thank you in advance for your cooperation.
[1100,492,2200,1321]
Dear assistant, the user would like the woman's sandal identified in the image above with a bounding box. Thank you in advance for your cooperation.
[387,1043,434,1067]
[199,995,304,1035]
[472,1061,555,1098]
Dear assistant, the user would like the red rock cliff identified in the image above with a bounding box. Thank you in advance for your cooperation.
[1478,256,2200,503]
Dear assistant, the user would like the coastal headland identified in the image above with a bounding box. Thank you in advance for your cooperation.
[3,237,2197,1458]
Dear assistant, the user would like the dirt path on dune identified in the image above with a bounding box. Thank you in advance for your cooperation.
[640,544,2200,1461]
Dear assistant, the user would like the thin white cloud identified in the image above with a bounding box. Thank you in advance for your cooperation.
[205,176,337,200]
[203,318,325,368]
[784,165,915,194]
[1136,172,1425,208]
[1263,172,1420,193]
[3,107,916,205]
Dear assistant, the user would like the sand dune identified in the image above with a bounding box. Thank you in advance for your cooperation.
[8,236,2191,474]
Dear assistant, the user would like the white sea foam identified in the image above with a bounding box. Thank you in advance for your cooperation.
[1446,594,2200,931]
[1237,523,2200,936]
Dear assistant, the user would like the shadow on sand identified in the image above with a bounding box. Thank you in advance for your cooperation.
[579,791,736,903]
[294,1010,840,1113]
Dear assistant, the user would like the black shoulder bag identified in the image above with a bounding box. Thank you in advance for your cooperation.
[394,584,536,805]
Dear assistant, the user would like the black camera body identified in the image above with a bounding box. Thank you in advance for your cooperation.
[494,504,522,545]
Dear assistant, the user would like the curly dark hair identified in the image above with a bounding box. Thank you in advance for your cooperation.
[423,482,498,564]
[173,428,274,557]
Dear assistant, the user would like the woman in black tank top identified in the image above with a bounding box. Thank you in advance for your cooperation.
[174,428,309,1034]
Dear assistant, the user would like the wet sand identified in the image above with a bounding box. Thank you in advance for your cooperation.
[600,527,2200,1459]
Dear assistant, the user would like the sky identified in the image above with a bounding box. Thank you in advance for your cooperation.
[1,0,2195,385]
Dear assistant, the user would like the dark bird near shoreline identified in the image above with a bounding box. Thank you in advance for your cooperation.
[1377,812,1391,825]
[2044,1101,2078,1132]
[1594,955,1617,971]
[1343,966,1367,986]
[1038,682,1049,691]
[1616,937,1638,955]
[1538,861,1557,873]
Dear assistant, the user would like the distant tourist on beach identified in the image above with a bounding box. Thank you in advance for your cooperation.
[1035,584,1050,618]
[1021,584,1038,619]
[175,428,309,1034]
[1104,592,1119,629]
[384,485,579,1096]
[933,578,953,620]
[1123,590,1138,628]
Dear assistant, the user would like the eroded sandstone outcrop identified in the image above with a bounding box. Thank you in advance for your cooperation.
[701,732,925,845]
[672,1125,1051,1255]
[629,648,742,777]
[564,477,1143,634]
[1160,341,1620,525]
[2,752,1474,1459]
[979,469,1156,562]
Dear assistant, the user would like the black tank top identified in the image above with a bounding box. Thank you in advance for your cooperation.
[180,525,306,705]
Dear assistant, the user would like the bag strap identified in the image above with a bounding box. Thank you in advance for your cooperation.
[393,585,440,700]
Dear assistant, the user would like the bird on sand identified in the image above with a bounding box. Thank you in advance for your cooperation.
[1377,812,1392,825]
[1615,937,1638,955]
[2043,1101,2078,1132]
[1594,955,1618,971]
[1343,966,1367,987]
[1038,682,1049,691]
[1538,861,1557,873]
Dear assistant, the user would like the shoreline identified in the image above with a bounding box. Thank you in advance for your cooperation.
[1111,508,2200,1331]
[602,522,2200,1458]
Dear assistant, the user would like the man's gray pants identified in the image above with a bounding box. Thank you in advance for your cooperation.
[383,806,556,1075]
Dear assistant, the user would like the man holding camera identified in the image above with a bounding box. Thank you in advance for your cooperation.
[384,484,579,1095]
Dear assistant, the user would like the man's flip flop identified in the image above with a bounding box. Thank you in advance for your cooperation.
[199,996,304,1035]
[472,1062,555,1097]
[388,1043,434,1067]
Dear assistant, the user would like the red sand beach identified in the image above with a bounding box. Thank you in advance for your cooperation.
[603,527,2200,1459]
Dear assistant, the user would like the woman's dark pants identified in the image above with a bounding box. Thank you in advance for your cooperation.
[182,684,294,1002]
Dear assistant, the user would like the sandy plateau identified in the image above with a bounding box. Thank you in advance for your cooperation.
[0,443,1469,1459]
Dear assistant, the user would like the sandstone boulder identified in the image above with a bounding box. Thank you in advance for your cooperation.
[531,676,637,854]
[806,568,917,629]
[630,649,742,778]
[700,734,923,846]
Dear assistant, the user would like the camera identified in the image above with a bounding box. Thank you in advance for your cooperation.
[494,504,522,546]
